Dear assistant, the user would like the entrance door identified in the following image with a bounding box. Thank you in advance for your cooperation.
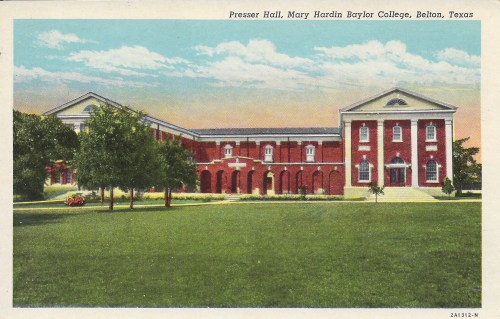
[389,157,406,186]
[390,167,405,185]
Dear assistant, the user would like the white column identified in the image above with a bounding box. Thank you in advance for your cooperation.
[411,119,419,187]
[344,121,352,187]
[377,120,384,186]
[445,119,453,182]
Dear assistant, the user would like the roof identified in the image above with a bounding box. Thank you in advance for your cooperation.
[193,127,340,136]
[340,87,458,112]
[43,92,134,115]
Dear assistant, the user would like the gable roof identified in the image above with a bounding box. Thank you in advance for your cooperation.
[340,87,458,112]
[43,92,342,139]
[43,92,133,115]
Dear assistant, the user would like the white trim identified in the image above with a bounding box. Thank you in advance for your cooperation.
[340,87,458,112]
[359,125,369,142]
[344,121,352,187]
[445,119,454,182]
[264,144,273,163]
[425,160,440,183]
[392,125,402,142]
[425,124,437,142]
[411,119,419,187]
[224,144,233,158]
[357,159,372,183]
[377,120,384,186]
[305,144,315,162]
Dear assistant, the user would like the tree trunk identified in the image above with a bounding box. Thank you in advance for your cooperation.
[164,188,169,207]
[109,187,114,210]
[130,188,134,209]
[168,188,172,207]
[100,187,105,206]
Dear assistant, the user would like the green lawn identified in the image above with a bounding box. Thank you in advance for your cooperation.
[13,202,481,307]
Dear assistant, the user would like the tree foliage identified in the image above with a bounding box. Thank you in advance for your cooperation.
[453,137,481,195]
[155,139,198,207]
[74,103,157,210]
[441,177,455,199]
[368,182,385,204]
[13,111,79,200]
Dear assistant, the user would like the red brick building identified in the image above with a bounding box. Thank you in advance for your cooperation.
[43,87,456,197]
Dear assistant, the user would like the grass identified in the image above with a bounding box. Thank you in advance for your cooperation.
[13,202,481,307]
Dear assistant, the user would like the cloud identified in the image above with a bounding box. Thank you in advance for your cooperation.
[314,40,480,88]
[14,65,158,88]
[435,48,480,66]
[195,39,312,68]
[166,39,480,91]
[37,30,91,50]
[68,45,189,77]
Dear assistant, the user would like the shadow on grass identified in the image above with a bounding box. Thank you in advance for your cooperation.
[13,213,79,227]
[13,206,183,227]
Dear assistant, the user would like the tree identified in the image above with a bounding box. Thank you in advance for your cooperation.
[13,111,78,200]
[453,137,481,196]
[74,103,157,210]
[155,139,198,207]
[117,115,159,209]
[368,182,385,204]
[442,177,455,199]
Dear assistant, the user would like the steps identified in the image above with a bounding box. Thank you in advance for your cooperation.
[224,194,241,202]
[367,187,438,202]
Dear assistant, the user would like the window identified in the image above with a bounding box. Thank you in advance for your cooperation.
[426,160,438,182]
[426,124,436,141]
[224,144,233,157]
[359,159,370,182]
[264,145,273,162]
[83,104,95,112]
[65,170,72,184]
[359,125,369,142]
[393,125,402,142]
[386,98,408,106]
[306,145,315,162]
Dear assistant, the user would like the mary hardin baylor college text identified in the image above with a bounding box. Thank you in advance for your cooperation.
[229,10,473,19]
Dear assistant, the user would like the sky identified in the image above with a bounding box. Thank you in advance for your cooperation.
[13,20,481,157]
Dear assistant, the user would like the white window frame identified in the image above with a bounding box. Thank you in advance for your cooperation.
[305,145,315,162]
[393,125,402,142]
[425,160,439,183]
[264,145,273,162]
[426,124,437,142]
[224,144,233,158]
[358,159,371,182]
[359,125,369,143]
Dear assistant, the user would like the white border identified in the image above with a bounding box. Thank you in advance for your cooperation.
[1,1,499,319]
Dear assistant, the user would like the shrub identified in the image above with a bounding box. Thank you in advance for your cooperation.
[65,194,86,207]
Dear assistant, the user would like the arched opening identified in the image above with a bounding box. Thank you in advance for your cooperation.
[279,170,290,194]
[389,157,406,186]
[295,170,303,194]
[246,171,254,194]
[215,170,227,194]
[231,170,240,194]
[263,171,275,195]
[312,170,324,194]
[200,170,212,193]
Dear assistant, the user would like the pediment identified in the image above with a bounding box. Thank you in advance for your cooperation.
[43,92,124,116]
[341,88,457,113]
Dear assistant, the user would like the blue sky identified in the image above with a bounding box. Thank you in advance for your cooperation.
[13,19,480,148]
